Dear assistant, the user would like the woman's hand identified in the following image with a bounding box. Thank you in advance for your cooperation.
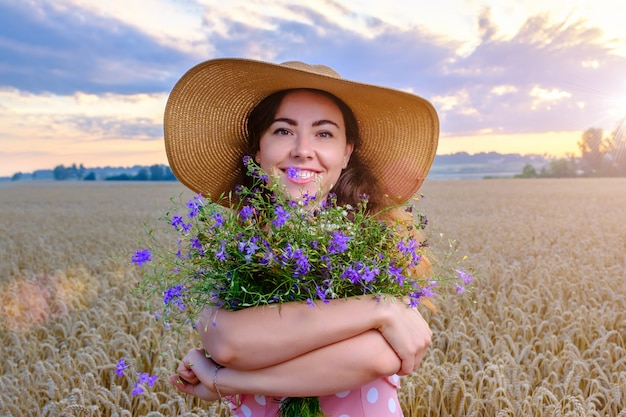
[170,348,221,402]
[376,299,432,375]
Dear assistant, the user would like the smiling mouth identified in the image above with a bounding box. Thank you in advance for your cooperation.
[283,168,318,183]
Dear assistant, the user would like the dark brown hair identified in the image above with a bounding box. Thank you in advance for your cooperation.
[245,88,383,212]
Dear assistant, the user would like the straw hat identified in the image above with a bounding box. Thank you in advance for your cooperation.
[164,58,439,203]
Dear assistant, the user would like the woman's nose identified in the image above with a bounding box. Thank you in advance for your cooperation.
[290,135,314,159]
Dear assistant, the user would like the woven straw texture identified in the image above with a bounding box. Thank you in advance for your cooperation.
[164,58,439,202]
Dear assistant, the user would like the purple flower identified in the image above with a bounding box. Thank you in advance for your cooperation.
[186,196,202,218]
[282,243,310,276]
[132,249,151,267]
[138,372,158,387]
[163,284,187,310]
[341,263,362,284]
[239,206,254,220]
[244,155,269,181]
[361,265,380,283]
[116,358,128,377]
[131,384,144,396]
[293,250,310,276]
[211,212,225,229]
[238,237,260,262]
[190,238,203,253]
[420,284,436,298]
[215,241,228,261]
[328,231,351,254]
[341,262,379,284]
[286,166,300,180]
[455,283,466,294]
[388,263,405,285]
[272,205,290,228]
[315,283,329,304]
[170,215,184,229]
[397,238,422,266]
[455,269,473,285]
[301,192,317,206]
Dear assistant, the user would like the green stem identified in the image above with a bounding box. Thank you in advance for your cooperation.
[279,397,325,417]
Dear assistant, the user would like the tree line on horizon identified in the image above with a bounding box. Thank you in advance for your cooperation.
[10,163,177,182]
[515,122,626,178]
[8,123,626,182]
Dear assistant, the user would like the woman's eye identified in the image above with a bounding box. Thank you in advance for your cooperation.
[273,128,291,135]
[318,131,333,138]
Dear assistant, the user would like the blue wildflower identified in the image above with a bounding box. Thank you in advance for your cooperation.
[361,265,380,283]
[131,384,144,396]
[328,231,351,254]
[170,215,184,229]
[137,372,158,387]
[132,249,151,267]
[287,166,299,179]
[272,205,290,228]
[301,192,317,206]
[455,269,474,285]
[397,237,422,266]
[239,205,254,220]
[190,238,203,253]
[215,241,228,261]
[243,155,269,181]
[116,358,128,377]
[315,283,329,304]
[341,263,361,284]
[238,237,260,262]
[163,284,186,310]
[388,263,405,285]
[211,212,225,229]
[293,249,310,276]
[186,196,202,218]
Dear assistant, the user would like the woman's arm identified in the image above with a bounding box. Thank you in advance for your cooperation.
[173,329,405,400]
[199,296,431,375]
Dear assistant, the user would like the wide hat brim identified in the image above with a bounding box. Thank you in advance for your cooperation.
[164,58,439,203]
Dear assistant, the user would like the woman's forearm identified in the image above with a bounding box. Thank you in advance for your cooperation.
[199,296,392,370]
[199,296,431,375]
[191,330,401,398]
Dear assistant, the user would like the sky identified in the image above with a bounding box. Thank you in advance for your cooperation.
[1,0,626,177]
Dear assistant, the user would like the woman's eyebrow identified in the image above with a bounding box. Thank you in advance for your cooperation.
[312,119,339,128]
[273,118,340,128]
[273,117,297,125]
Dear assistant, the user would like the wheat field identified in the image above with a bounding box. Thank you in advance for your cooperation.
[1,178,625,416]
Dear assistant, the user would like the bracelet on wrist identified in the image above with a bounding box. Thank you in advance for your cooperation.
[213,364,225,401]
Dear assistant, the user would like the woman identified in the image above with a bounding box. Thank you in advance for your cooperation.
[163,59,439,416]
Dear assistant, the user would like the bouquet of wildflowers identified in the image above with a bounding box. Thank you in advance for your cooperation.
[128,156,473,417]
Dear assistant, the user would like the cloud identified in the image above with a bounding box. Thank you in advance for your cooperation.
[0,89,166,148]
[0,1,198,94]
[2,0,626,176]
[199,5,626,135]
[430,12,626,134]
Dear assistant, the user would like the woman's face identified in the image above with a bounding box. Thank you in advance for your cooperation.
[256,90,353,201]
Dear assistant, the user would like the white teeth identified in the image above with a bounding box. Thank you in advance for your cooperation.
[289,170,315,179]
[296,171,315,179]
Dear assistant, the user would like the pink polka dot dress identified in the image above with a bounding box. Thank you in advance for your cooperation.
[228,375,403,417]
